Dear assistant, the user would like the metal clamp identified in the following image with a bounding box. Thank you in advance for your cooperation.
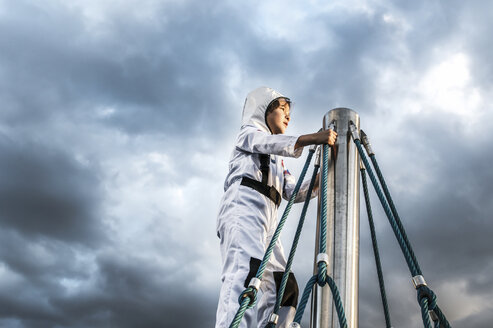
[328,120,336,132]
[314,146,321,167]
[360,129,374,156]
[248,277,262,291]
[412,275,427,289]
[359,159,366,171]
[268,313,279,325]
[316,253,330,266]
[288,322,301,328]
[349,122,360,141]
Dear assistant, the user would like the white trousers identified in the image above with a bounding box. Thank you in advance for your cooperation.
[215,185,298,328]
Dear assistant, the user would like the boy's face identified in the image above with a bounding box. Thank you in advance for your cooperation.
[266,99,290,134]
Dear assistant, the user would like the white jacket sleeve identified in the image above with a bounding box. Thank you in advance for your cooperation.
[282,160,319,203]
[236,126,303,158]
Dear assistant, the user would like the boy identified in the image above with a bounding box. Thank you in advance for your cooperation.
[215,87,337,328]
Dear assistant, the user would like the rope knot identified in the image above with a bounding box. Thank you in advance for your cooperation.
[417,285,437,310]
[238,287,258,309]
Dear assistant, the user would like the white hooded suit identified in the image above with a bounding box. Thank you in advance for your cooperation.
[215,87,317,328]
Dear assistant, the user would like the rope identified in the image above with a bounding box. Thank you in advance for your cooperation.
[360,168,392,328]
[317,144,329,286]
[353,129,452,328]
[369,154,422,275]
[290,144,348,327]
[265,158,320,328]
[292,274,348,328]
[228,149,315,328]
[229,296,252,328]
[354,139,419,276]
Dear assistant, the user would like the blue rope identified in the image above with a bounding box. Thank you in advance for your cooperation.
[293,275,318,323]
[266,160,320,328]
[317,144,329,286]
[228,149,314,328]
[292,274,348,328]
[353,139,419,276]
[354,133,452,328]
[229,296,252,328]
[291,144,348,327]
[360,168,392,328]
[369,154,422,275]
[255,149,315,279]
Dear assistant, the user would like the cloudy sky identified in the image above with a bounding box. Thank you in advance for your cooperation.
[0,0,492,327]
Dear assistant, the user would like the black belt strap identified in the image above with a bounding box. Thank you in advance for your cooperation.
[241,177,281,207]
[259,154,270,185]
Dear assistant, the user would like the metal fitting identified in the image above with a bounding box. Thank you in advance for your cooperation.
[314,146,321,167]
[288,322,301,328]
[412,275,427,289]
[359,159,366,171]
[360,129,374,156]
[429,309,439,321]
[316,253,330,266]
[327,120,336,131]
[268,313,279,325]
[349,122,360,140]
[248,277,262,291]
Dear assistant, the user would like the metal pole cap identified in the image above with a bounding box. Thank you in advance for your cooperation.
[288,322,301,328]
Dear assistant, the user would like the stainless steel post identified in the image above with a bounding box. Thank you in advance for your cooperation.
[310,108,360,328]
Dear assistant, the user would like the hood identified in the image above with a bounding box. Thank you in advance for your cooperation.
[241,86,286,133]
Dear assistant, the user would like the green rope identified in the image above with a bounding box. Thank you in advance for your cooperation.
[317,144,329,286]
[292,274,347,328]
[353,129,452,328]
[228,149,315,328]
[369,153,422,275]
[361,168,392,328]
[266,158,320,328]
[290,143,347,327]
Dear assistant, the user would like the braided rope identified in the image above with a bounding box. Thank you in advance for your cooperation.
[228,150,314,328]
[317,144,329,285]
[354,132,452,328]
[369,155,422,275]
[269,162,320,324]
[354,139,419,276]
[292,274,348,328]
[361,168,392,328]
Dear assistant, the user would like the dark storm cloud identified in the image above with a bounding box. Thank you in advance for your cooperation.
[354,108,493,326]
[0,1,254,137]
[45,251,216,328]
[0,134,104,244]
[0,0,491,327]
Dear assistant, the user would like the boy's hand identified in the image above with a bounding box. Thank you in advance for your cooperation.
[315,129,337,145]
[294,128,338,149]
[327,129,337,146]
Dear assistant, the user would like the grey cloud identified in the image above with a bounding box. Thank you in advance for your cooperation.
[0,0,491,327]
[47,252,216,328]
[0,135,105,244]
[0,1,237,137]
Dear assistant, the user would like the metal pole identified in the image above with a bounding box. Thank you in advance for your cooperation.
[311,108,360,328]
